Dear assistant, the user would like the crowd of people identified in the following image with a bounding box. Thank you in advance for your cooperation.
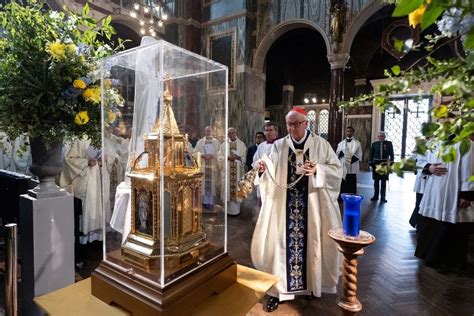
[410,133,473,274]
[0,106,472,313]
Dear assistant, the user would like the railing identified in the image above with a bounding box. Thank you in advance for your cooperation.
[5,223,18,316]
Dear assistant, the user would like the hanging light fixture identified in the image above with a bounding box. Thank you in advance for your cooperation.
[128,0,169,37]
[303,93,318,105]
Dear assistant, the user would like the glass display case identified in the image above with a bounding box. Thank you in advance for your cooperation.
[92,39,235,314]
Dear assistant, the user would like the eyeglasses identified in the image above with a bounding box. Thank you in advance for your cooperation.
[286,120,307,128]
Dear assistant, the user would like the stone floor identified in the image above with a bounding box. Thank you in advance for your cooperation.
[1,171,473,315]
[227,171,474,315]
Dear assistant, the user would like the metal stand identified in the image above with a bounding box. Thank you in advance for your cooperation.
[5,223,18,316]
[328,228,375,316]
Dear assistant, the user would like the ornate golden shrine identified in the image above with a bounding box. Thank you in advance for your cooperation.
[122,80,208,270]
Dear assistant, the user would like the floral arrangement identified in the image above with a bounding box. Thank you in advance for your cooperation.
[0,0,124,148]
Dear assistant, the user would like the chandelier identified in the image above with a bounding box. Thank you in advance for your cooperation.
[129,0,169,37]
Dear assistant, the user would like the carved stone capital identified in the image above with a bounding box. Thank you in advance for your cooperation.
[354,78,367,86]
[327,53,350,70]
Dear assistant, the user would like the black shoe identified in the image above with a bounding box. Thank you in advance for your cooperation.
[264,296,279,312]
[381,198,387,203]
[370,197,378,201]
[304,294,316,301]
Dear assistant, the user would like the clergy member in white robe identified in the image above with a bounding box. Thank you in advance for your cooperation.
[59,137,103,244]
[219,127,247,216]
[0,132,12,170]
[336,126,362,195]
[194,126,221,209]
[251,121,279,220]
[103,130,130,223]
[415,139,473,272]
[9,134,32,175]
[251,107,342,312]
[409,152,428,229]
[252,121,279,168]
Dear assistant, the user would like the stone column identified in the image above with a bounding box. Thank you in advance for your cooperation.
[282,84,294,110]
[269,85,294,132]
[327,53,349,149]
[354,78,368,97]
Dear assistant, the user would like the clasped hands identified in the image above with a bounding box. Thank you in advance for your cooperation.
[428,163,470,208]
[256,159,317,176]
[429,163,448,176]
[228,153,241,161]
[202,154,214,161]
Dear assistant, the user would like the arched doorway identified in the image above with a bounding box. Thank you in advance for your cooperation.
[262,27,330,133]
[111,22,142,49]
[347,4,460,164]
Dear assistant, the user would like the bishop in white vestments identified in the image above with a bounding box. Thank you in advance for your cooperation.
[251,107,342,312]
[194,126,221,209]
[219,127,247,216]
[59,137,103,244]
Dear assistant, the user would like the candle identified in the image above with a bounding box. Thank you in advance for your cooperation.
[341,194,364,237]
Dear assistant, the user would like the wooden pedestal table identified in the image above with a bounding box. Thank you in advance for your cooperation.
[328,228,375,316]
[34,264,278,315]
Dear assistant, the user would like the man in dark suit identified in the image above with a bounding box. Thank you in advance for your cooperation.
[369,131,394,203]
[246,132,265,171]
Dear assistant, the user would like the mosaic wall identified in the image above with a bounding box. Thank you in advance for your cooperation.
[201,15,265,145]
[269,0,373,33]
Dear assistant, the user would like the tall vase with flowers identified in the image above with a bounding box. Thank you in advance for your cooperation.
[0,0,124,198]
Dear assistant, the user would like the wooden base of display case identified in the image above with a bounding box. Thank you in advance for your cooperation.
[91,253,237,316]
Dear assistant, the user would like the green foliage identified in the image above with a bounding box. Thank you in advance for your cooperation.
[339,0,473,178]
[421,4,445,30]
[391,65,401,76]
[0,0,123,147]
[392,0,423,17]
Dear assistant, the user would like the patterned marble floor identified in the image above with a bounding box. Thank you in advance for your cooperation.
[228,171,474,315]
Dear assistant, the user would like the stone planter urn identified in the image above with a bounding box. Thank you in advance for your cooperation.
[28,137,67,199]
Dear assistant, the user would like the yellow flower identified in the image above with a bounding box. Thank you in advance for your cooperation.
[46,41,66,61]
[408,4,426,28]
[107,111,116,123]
[104,79,112,89]
[83,87,101,104]
[73,79,87,89]
[67,43,77,54]
[74,111,89,125]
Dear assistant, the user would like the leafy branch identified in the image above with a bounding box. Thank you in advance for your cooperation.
[339,0,473,176]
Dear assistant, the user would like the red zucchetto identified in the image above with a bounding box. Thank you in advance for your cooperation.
[289,106,307,117]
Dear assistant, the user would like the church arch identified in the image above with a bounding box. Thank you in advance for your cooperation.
[340,2,386,57]
[253,19,331,72]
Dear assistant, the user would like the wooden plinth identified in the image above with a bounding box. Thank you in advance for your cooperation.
[328,228,375,316]
[91,253,237,316]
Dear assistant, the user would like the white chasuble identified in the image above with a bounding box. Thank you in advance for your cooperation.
[59,138,103,243]
[194,137,221,206]
[251,133,342,300]
[219,138,247,215]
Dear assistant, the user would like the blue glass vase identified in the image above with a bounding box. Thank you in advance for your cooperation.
[341,194,364,237]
